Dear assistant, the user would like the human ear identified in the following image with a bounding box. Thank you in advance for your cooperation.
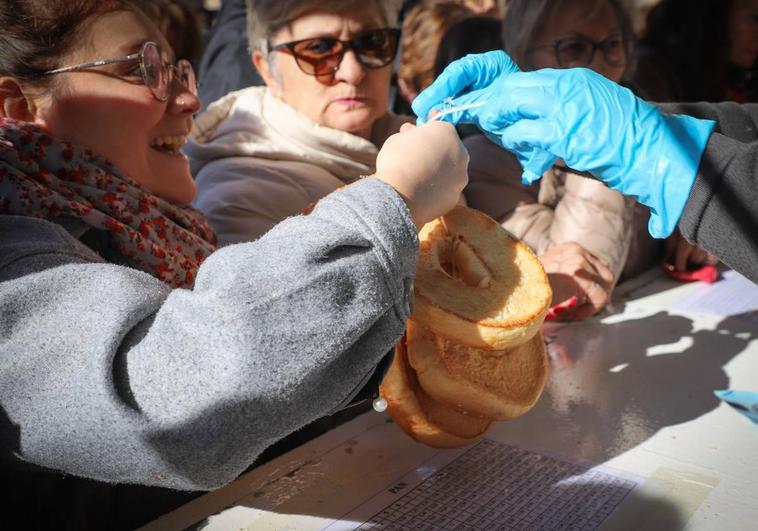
[252,50,282,95]
[0,77,37,121]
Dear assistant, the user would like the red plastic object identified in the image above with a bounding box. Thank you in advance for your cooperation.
[663,264,718,284]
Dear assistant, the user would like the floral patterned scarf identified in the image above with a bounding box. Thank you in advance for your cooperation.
[0,117,217,288]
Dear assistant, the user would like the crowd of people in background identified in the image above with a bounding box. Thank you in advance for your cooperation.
[188,0,756,318]
[0,0,756,528]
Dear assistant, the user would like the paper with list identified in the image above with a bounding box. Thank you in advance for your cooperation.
[672,269,758,316]
[322,439,641,531]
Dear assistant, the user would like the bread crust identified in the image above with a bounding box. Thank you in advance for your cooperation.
[380,207,551,447]
[407,321,548,420]
[379,338,491,448]
[412,206,551,350]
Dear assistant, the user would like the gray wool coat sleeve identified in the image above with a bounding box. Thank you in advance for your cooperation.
[658,102,758,283]
[0,177,418,491]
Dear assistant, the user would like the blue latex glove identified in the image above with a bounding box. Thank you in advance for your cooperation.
[413,51,559,191]
[714,390,758,424]
[414,52,716,238]
[413,51,521,124]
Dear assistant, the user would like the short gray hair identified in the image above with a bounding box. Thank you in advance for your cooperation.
[246,0,402,52]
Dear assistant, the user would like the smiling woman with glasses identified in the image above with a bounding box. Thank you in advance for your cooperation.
[0,0,470,527]
[187,0,414,245]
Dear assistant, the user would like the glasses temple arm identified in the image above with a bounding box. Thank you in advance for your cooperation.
[44,52,141,75]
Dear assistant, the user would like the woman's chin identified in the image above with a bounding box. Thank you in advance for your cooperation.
[145,151,196,205]
[327,113,378,137]
[168,180,197,206]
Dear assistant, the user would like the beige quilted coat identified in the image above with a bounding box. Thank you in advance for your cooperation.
[186,86,412,245]
[464,134,662,282]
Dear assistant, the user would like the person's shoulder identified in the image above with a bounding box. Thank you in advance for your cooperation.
[0,215,76,249]
[0,215,102,281]
[196,155,340,188]
[191,86,266,143]
[194,157,342,216]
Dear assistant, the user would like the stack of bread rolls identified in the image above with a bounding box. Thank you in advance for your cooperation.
[380,206,552,448]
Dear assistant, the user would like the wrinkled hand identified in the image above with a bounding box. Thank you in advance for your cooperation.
[664,229,719,272]
[375,122,469,229]
[539,242,615,321]
[415,52,716,238]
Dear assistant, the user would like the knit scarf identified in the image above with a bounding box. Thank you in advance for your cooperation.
[0,117,217,288]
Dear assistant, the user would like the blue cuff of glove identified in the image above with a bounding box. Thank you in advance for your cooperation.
[647,114,716,238]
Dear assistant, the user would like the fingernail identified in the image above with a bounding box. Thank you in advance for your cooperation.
[545,296,579,320]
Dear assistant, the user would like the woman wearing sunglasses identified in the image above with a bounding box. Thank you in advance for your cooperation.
[463,0,704,321]
[187,0,416,244]
[0,0,467,526]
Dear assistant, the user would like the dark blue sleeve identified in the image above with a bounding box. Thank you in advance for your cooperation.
[198,0,262,109]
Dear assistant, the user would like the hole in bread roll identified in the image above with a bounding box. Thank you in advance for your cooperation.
[434,235,492,289]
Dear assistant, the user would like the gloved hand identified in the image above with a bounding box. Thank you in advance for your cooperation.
[413,51,520,124]
[414,52,716,238]
[413,51,557,185]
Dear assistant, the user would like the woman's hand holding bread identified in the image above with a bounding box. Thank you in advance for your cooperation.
[375,121,469,230]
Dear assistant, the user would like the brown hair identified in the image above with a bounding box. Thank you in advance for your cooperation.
[433,16,504,77]
[133,0,205,67]
[416,0,509,18]
[399,2,473,95]
[503,0,634,70]
[246,0,402,51]
[0,0,134,84]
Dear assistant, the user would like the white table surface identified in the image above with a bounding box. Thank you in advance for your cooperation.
[143,269,758,531]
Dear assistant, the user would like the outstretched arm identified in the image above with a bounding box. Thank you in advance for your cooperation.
[0,179,416,491]
[0,120,469,491]
[659,102,758,281]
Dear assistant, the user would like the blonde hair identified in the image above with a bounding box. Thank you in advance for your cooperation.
[399,2,473,94]
[246,0,401,51]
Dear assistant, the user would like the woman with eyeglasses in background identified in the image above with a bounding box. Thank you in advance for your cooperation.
[0,0,467,526]
[464,0,709,321]
[188,0,421,244]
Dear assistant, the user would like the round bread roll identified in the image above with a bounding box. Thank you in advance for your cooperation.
[412,206,552,350]
[379,337,491,448]
[406,320,548,420]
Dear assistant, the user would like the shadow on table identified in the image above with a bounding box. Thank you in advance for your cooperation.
[157,311,754,530]
[187,437,687,531]
[511,309,756,463]
[181,312,753,530]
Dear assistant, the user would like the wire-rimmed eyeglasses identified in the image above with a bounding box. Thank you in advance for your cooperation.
[527,33,635,68]
[44,41,197,102]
